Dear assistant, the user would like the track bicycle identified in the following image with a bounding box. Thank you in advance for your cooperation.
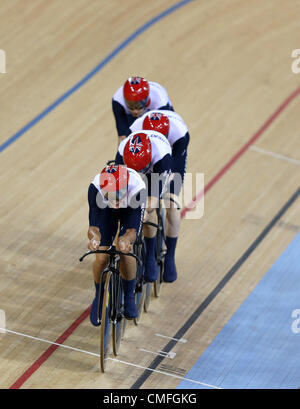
[79,246,141,372]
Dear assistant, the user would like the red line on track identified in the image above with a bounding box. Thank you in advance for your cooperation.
[181,86,300,218]
[9,86,300,389]
[9,307,91,389]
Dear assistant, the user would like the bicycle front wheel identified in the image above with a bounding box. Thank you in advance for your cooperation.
[100,270,112,372]
[112,275,125,355]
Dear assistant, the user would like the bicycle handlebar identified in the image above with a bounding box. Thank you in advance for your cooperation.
[106,159,116,166]
[79,246,142,264]
[143,221,159,229]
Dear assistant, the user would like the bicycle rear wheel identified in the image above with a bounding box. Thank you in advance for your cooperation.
[100,270,112,372]
[112,275,125,355]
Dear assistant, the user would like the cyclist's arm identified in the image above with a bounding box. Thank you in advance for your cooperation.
[119,190,146,251]
[87,184,102,247]
[112,99,131,141]
[152,154,172,198]
[171,132,190,174]
[158,102,174,112]
[172,132,190,163]
[114,151,124,165]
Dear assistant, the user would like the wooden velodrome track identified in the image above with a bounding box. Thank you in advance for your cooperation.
[0,0,300,390]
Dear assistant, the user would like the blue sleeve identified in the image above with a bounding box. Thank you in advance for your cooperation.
[112,99,131,136]
[153,153,172,174]
[153,155,172,197]
[88,184,102,227]
[128,189,147,209]
[126,189,147,238]
[158,102,174,112]
[115,151,124,165]
[171,132,190,174]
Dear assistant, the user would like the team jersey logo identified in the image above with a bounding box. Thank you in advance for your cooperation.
[105,165,118,173]
[149,112,162,121]
[129,76,142,85]
[129,134,143,154]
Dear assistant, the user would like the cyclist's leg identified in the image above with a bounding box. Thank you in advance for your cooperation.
[92,251,109,284]
[119,252,138,319]
[163,170,185,282]
[143,173,160,282]
[116,207,144,319]
[143,196,160,282]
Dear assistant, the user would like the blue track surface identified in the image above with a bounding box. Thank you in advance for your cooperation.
[178,232,300,389]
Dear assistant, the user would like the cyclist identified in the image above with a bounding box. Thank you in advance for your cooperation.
[115,130,172,283]
[87,164,146,326]
[112,76,174,145]
[129,110,190,283]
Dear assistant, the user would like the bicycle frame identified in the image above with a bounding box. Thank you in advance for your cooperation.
[98,255,121,325]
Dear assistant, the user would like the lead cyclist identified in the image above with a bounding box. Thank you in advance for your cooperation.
[87,165,146,326]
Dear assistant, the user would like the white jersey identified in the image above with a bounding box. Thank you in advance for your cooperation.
[113,82,172,116]
[129,110,188,148]
[92,167,146,205]
[118,130,172,173]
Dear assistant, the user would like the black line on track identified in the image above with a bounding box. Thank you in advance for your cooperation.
[131,186,300,389]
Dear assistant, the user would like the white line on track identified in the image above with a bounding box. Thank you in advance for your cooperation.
[0,327,99,357]
[108,356,221,389]
[0,327,221,389]
[155,333,187,343]
[250,146,300,166]
[140,348,176,359]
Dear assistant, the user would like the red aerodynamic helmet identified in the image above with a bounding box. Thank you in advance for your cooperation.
[123,77,150,109]
[100,165,129,199]
[142,112,170,137]
[123,133,152,173]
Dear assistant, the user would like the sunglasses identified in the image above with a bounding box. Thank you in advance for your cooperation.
[125,97,148,111]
